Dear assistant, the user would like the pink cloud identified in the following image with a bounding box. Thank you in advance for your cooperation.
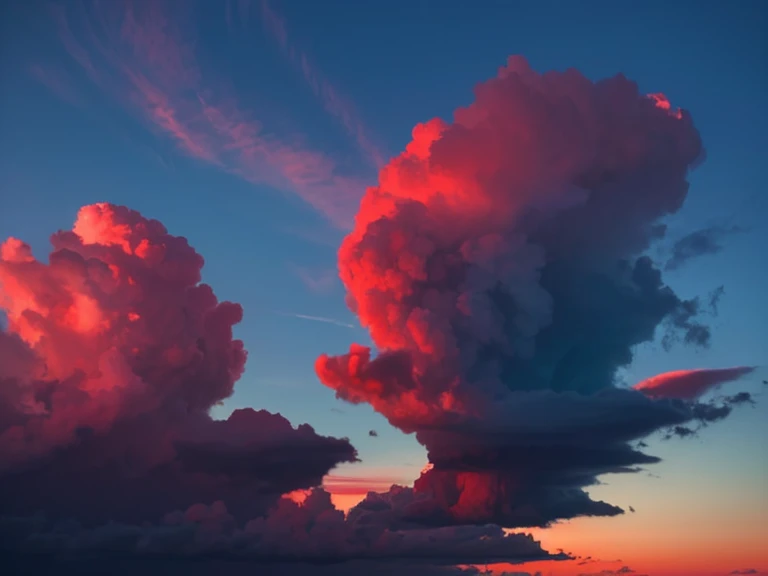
[126,70,218,162]
[315,54,754,535]
[0,203,357,524]
[259,0,387,169]
[50,1,365,227]
[634,366,756,400]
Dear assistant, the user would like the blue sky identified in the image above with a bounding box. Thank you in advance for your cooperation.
[0,1,766,572]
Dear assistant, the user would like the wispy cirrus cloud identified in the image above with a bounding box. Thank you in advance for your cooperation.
[288,263,339,294]
[45,0,366,227]
[28,64,83,107]
[258,0,387,170]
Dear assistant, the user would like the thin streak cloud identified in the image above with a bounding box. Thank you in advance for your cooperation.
[258,0,387,169]
[274,310,355,328]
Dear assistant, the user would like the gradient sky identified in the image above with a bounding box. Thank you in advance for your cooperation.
[1,1,767,575]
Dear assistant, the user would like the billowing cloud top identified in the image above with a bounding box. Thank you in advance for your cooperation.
[0,203,357,524]
[317,56,754,528]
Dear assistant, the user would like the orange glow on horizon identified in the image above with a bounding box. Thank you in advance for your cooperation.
[330,493,365,513]
[282,488,364,514]
[318,469,420,512]
[322,474,405,495]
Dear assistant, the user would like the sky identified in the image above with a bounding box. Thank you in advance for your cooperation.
[0,1,766,576]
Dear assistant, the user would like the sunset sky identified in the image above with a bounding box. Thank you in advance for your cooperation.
[0,1,766,576]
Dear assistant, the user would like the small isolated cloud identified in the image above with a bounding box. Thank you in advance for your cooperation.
[709,285,726,314]
[634,367,755,400]
[665,225,744,270]
[730,570,759,575]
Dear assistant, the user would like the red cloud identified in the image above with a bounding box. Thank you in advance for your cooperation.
[0,203,356,524]
[633,366,756,400]
[316,55,754,529]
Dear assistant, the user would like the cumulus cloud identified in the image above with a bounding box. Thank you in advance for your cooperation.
[316,56,755,529]
[0,203,357,525]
